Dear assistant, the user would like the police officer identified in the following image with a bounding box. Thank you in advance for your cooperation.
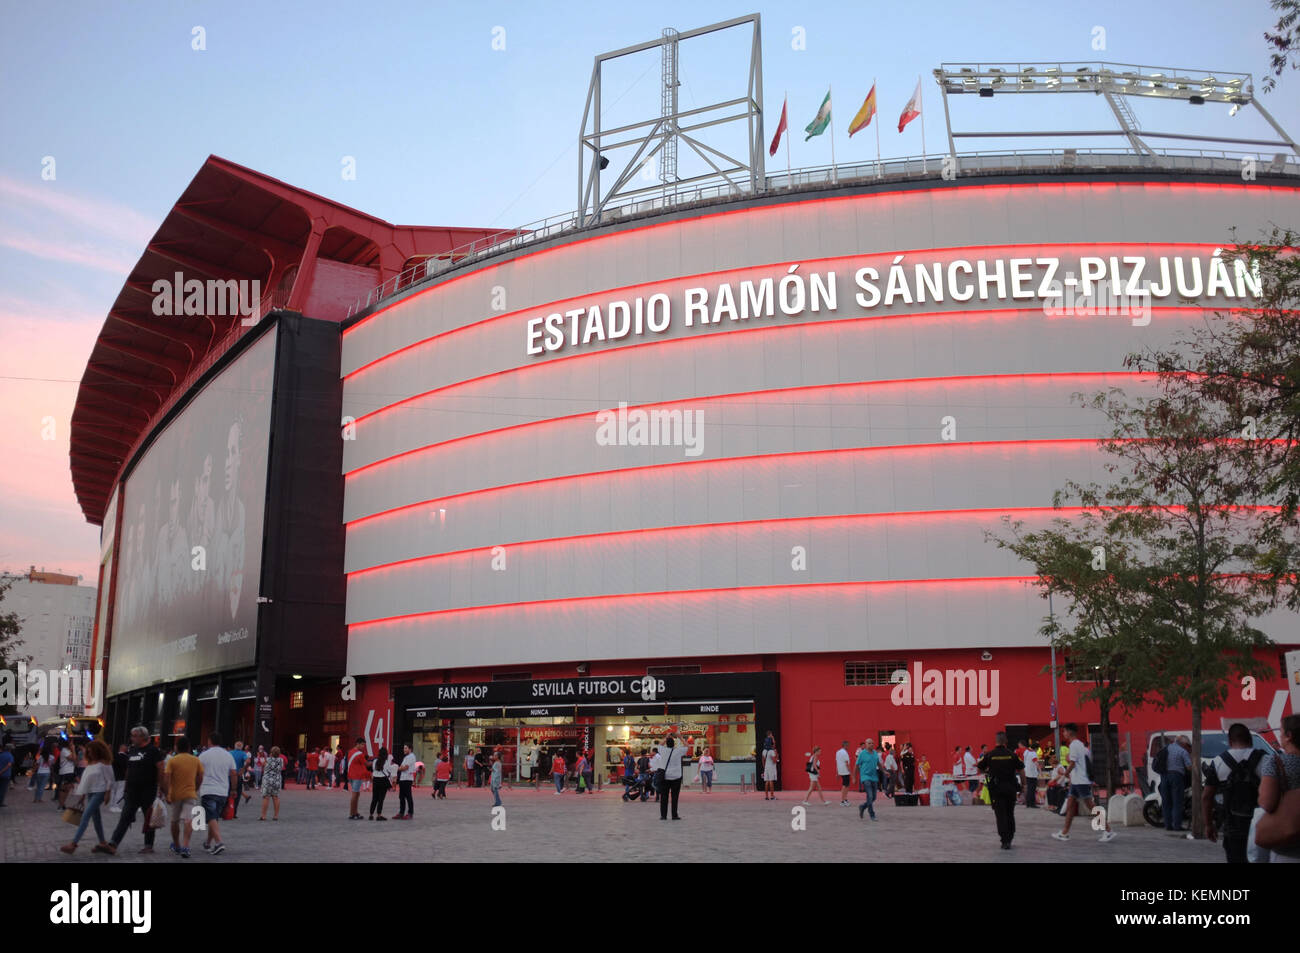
[979,732,1026,850]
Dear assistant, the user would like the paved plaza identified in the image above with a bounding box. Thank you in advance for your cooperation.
[2,779,1228,864]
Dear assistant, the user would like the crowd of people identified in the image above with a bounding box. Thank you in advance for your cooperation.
[11,713,1297,863]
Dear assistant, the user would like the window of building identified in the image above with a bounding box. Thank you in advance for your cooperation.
[323,707,348,722]
[492,671,532,681]
[844,660,908,687]
[290,691,304,709]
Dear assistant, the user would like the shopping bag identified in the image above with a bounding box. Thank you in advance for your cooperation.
[222,795,235,820]
[62,795,86,825]
[146,796,167,831]
[978,784,991,805]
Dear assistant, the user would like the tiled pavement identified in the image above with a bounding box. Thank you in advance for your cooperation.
[2,780,1225,863]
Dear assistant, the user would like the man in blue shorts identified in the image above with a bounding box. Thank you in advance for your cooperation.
[1052,724,1116,843]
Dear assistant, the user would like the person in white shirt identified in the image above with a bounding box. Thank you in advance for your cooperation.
[835,741,852,805]
[320,748,334,788]
[1022,744,1040,808]
[197,732,238,855]
[802,746,830,805]
[658,732,686,821]
[882,746,899,799]
[60,740,117,853]
[698,749,715,792]
[396,743,417,820]
[1052,724,1115,843]
[962,747,979,795]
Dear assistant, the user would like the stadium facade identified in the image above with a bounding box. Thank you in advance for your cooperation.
[73,152,1300,782]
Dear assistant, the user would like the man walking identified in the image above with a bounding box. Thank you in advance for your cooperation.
[856,739,881,821]
[881,744,898,799]
[230,741,249,815]
[106,726,164,855]
[346,737,369,819]
[835,740,852,805]
[1160,735,1193,832]
[979,732,1025,850]
[165,736,202,859]
[197,732,237,855]
[1202,722,1266,863]
[1052,724,1117,843]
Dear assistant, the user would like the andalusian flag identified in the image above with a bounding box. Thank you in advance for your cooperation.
[804,90,832,141]
[849,84,877,136]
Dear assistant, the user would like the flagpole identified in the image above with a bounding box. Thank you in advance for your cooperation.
[919,75,928,171]
[829,85,837,183]
[874,77,881,178]
[785,90,791,186]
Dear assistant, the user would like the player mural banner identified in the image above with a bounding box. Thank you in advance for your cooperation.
[108,328,277,695]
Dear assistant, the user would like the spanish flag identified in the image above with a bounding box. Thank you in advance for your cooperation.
[848,84,877,137]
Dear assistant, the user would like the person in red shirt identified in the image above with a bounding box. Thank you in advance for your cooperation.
[551,753,566,794]
[306,748,320,790]
[432,753,451,799]
[345,738,369,819]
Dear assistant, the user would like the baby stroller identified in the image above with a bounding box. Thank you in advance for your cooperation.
[622,772,652,802]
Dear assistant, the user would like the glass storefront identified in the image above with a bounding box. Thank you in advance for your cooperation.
[411,709,757,785]
[398,672,778,788]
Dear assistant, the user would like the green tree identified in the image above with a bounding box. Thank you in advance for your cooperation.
[1131,232,1300,608]
[0,577,29,717]
[990,510,1160,797]
[1061,387,1275,837]
[1263,0,1300,92]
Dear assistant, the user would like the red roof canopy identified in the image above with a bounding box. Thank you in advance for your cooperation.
[70,155,498,525]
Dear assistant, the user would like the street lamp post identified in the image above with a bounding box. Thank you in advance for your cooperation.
[1049,591,1061,760]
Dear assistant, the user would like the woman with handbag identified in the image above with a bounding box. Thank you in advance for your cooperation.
[1253,714,1300,862]
[802,746,829,805]
[60,740,115,854]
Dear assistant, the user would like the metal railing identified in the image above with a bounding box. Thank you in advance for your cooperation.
[345,146,1299,319]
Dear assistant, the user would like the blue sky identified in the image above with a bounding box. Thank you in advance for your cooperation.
[1,0,1297,580]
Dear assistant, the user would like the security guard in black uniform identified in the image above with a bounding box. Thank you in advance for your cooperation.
[978,732,1026,850]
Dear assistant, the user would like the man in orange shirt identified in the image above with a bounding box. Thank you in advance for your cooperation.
[346,737,369,819]
[165,736,202,859]
[306,747,319,790]
[551,752,566,794]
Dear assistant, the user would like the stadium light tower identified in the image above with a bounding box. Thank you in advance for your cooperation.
[933,61,1300,166]
[578,13,764,226]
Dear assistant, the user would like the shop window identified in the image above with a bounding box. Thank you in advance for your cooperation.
[845,660,907,687]
[290,691,304,709]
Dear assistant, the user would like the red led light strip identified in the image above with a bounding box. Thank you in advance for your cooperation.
[344,181,1296,342]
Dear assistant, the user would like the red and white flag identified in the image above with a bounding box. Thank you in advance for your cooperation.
[897,77,922,133]
[769,97,789,156]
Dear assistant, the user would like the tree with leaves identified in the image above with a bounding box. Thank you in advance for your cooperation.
[1130,232,1300,608]
[1264,0,1300,92]
[1062,386,1275,838]
[989,510,1161,798]
[0,577,29,717]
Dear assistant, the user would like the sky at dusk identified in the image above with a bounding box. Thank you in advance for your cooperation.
[2,0,1297,586]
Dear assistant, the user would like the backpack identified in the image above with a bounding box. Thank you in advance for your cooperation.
[1152,744,1170,774]
[1218,750,1264,822]
[806,757,816,774]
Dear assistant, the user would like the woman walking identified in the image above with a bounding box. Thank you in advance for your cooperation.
[369,747,394,820]
[433,751,450,799]
[31,748,52,802]
[802,745,829,805]
[259,745,284,820]
[761,744,779,800]
[698,749,715,793]
[59,740,114,854]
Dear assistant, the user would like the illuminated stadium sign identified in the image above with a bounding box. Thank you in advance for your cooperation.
[524,248,1261,355]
